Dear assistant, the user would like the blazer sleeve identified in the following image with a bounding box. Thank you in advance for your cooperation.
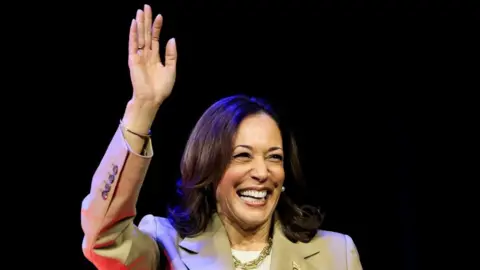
[81,124,160,270]
[345,235,363,270]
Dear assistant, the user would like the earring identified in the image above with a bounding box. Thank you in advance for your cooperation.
[281,186,285,192]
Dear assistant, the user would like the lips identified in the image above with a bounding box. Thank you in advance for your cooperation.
[236,187,273,202]
[238,189,268,199]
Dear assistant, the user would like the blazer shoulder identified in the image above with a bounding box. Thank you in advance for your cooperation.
[138,214,181,247]
[309,229,358,253]
[310,229,362,268]
[317,229,351,241]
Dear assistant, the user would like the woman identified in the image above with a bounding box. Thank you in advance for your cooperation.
[81,4,363,270]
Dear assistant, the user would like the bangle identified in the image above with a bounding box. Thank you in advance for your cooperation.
[120,120,152,139]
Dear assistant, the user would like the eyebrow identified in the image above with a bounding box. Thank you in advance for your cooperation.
[234,145,283,152]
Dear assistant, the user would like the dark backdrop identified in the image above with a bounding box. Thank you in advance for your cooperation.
[59,1,478,269]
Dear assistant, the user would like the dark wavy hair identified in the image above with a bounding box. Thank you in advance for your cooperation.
[167,95,323,243]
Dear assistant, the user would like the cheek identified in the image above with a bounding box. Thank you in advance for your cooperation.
[221,166,248,187]
[270,166,285,185]
[215,181,230,200]
[215,168,244,200]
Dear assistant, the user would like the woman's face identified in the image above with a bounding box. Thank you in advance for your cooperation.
[215,112,285,230]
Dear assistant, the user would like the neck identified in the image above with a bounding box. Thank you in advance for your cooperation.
[219,213,272,251]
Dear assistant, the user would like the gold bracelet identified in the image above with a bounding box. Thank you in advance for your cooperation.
[119,120,152,139]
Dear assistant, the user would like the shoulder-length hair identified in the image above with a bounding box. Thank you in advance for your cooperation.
[167,95,323,243]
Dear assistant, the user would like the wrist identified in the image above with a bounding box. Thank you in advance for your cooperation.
[122,99,160,134]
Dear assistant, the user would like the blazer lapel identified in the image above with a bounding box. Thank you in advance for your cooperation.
[270,220,320,270]
[178,214,234,270]
[177,213,321,270]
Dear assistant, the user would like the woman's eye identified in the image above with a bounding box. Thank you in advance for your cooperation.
[270,154,283,161]
[233,153,251,159]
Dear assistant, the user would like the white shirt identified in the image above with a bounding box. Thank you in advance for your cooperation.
[231,249,272,270]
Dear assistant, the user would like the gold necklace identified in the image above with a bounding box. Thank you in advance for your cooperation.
[232,238,273,270]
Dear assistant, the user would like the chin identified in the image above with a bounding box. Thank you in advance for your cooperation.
[234,212,270,229]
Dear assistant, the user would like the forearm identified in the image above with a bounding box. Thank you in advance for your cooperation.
[81,124,157,268]
[82,99,160,243]
[82,125,153,236]
[122,99,161,154]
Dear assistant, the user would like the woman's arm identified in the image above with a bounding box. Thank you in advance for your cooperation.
[80,110,159,269]
[346,235,363,270]
[81,3,177,269]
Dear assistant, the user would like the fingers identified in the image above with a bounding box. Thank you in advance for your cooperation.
[136,10,145,49]
[129,5,171,66]
[144,4,152,49]
[128,19,138,55]
[151,14,163,60]
[165,38,177,69]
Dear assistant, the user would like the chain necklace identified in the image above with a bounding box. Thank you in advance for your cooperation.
[232,238,273,270]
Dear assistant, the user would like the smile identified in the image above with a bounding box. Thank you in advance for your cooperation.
[236,189,271,206]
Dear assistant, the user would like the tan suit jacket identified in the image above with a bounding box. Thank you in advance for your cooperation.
[81,125,363,270]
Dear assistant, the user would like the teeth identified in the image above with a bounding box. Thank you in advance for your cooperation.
[239,190,267,199]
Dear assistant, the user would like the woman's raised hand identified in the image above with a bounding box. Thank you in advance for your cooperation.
[122,4,177,137]
[128,4,177,106]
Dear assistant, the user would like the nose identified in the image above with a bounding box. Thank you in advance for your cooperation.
[251,158,268,182]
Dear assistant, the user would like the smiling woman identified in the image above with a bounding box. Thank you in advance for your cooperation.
[80,4,363,270]
[169,96,321,247]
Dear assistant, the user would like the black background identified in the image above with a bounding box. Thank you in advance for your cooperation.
[22,0,478,269]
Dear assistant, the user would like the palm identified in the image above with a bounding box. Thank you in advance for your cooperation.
[128,5,177,104]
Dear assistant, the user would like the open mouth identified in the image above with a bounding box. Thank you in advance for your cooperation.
[236,189,272,205]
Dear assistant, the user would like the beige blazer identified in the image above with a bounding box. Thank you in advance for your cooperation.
[81,125,363,270]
